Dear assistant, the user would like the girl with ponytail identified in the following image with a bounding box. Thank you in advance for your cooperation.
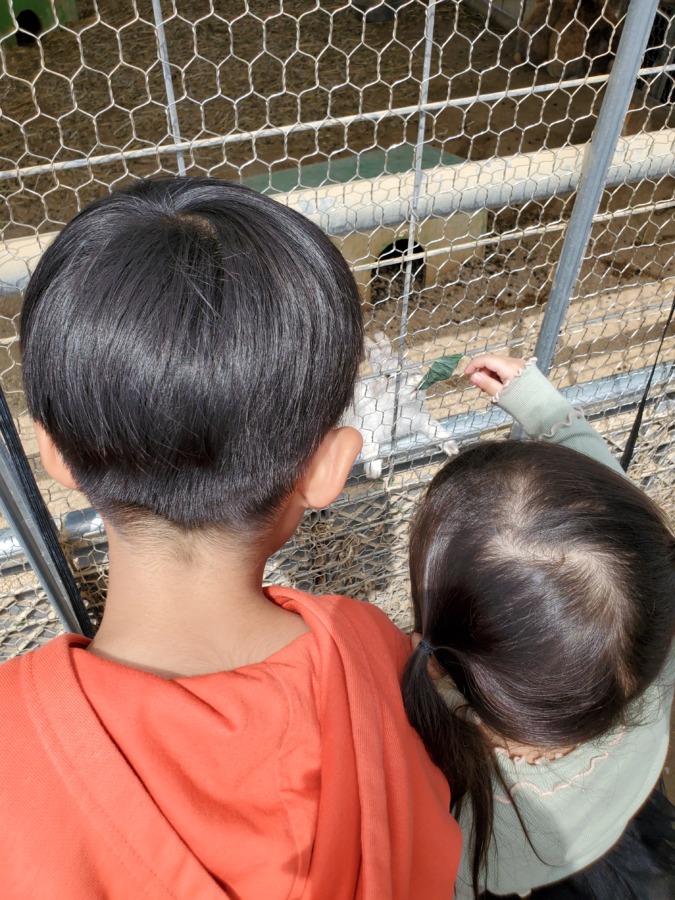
[402,355,675,899]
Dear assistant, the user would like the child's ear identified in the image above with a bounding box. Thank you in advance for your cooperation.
[33,423,80,491]
[297,426,363,511]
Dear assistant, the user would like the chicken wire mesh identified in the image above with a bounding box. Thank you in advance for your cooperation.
[0,0,673,657]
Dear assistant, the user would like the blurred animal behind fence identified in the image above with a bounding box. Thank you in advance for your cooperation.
[515,0,629,78]
[345,333,458,479]
[263,332,457,616]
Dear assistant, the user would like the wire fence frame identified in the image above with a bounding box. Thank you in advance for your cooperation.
[0,0,673,649]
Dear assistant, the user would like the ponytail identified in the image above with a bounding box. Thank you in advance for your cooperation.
[402,643,497,899]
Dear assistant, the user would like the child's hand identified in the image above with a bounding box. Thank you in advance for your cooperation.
[464,355,527,398]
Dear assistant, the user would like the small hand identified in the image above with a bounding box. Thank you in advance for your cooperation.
[464,354,527,398]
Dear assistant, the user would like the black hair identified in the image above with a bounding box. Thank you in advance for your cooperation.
[20,177,363,530]
[402,440,675,896]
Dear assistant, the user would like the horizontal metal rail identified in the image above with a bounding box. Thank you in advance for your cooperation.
[0,443,85,631]
[281,130,675,236]
[2,129,674,293]
[0,362,671,574]
[2,192,672,295]
[355,196,675,273]
[0,62,673,184]
[379,359,674,475]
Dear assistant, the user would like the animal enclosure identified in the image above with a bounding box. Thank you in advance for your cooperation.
[0,0,673,656]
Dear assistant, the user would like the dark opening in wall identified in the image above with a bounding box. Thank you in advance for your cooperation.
[372,239,425,301]
[16,10,42,46]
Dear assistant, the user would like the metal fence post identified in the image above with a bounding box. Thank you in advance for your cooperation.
[532,0,660,376]
[388,0,437,469]
[0,443,85,634]
[151,0,186,176]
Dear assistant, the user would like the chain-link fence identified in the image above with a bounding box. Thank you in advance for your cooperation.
[0,0,673,657]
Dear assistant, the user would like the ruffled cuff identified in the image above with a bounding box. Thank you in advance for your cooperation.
[490,357,538,406]
[494,361,580,440]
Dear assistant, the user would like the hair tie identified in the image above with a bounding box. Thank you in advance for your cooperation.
[418,638,436,656]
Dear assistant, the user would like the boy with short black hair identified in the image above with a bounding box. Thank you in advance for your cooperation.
[2,178,460,898]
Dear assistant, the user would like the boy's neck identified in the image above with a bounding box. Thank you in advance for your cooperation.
[88,522,309,678]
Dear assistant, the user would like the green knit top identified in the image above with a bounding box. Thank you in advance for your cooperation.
[452,361,674,898]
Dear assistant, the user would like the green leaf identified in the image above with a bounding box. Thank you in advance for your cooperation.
[417,354,462,391]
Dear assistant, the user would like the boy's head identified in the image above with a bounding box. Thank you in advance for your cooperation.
[21,177,363,531]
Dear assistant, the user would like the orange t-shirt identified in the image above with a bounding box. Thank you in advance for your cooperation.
[0,587,461,898]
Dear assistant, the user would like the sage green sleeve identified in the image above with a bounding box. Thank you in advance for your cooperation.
[496,362,625,476]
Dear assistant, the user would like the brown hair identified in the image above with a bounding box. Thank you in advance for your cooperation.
[402,440,675,895]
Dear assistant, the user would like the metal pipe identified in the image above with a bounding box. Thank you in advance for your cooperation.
[1,361,671,575]
[3,129,673,294]
[151,0,186,176]
[361,359,675,474]
[0,442,83,632]
[279,129,674,234]
[4,193,671,299]
[532,0,662,376]
[354,196,675,272]
[0,61,672,184]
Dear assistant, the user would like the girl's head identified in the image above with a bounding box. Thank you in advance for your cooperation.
[409,439,674,744]
[402,440,674,889]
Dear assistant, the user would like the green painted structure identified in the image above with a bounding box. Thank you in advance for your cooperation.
[243,144,463,195]
[0,0,78,41]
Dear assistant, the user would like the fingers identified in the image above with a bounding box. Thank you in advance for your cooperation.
[466,368,505,397]
[464,354,527,398]
[464,355,526,379]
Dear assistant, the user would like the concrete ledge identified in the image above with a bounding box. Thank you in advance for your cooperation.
[2,128,674,294]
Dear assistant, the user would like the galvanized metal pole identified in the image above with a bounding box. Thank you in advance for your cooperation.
[533,0,660,376]
[397,0,437,336]
[0,443,83,634]
[152,0,187,176]
[388,0,437,468]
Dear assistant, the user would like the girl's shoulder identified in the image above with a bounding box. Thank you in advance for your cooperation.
[454,649,674,895]
[497,653,673,796]
[484,667,673,892]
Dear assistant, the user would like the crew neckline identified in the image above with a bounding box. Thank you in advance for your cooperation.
[70,628,316,683]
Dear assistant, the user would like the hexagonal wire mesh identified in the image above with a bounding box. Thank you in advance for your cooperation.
[0,0,673,657]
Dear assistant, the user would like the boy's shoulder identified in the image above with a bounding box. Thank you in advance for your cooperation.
[0,635,78,807]
[0,650,23,726]
[0,633,74,725]
[0,639,38,707]
[266,586,412,675]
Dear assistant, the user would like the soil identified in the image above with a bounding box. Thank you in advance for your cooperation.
[1,0,672,237]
